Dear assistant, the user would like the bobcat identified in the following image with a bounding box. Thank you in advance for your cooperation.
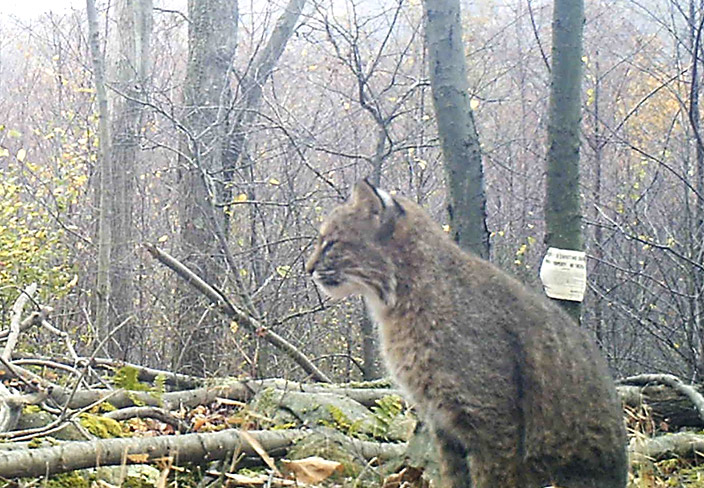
[305,180,628,488]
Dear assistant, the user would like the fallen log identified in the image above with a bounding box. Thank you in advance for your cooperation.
[246,379,402,407]
[617,380,704,429]
[631,432,704,462]
[0,428,406,479]
[44,377,398,411]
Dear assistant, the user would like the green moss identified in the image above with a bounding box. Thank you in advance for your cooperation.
[344,379,393,388]
[79,413,123,438]
[27,437,43,448]
[370,394,404,438]
[22,404,42,414]
[33,471,92,487]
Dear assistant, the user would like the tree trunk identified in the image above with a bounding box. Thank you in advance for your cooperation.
[109,0,152,360]
[423,0,490,259]
[590,49,606,346]
[177,0,238,375]
[544,0,585,322]
[222,0,306,192]
[86,0,114,351]
[631,432,704,462]
[687,0,704,380]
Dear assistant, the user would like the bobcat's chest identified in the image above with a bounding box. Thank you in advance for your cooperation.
[371,308,437,409]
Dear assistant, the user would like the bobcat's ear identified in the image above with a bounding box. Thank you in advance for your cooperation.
[352,179,384,212]
[351,179,405,242]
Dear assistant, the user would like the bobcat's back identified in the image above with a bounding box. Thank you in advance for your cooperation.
[306,181,628,488]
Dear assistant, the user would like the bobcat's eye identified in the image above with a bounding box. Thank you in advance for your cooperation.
[321,239,336,254]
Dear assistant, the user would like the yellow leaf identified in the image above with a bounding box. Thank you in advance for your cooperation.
[234,193,248,203]
[0,147,9,158]
[126,453,150,463]
[16,149,26,162]
[470,98,480,110]
[8,129,21,138]
[240,430,281,476]
[442,224,451,233]
[157,235,169,243]
[269,178,281,186]
[276,265,291,278]
[281,456,344,484]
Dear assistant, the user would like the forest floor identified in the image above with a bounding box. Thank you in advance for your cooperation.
[0,364,700,487]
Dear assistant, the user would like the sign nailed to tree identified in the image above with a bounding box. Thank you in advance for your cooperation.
[539,247,587,302]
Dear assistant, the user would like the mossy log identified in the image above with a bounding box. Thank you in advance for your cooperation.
[0,428,405,479]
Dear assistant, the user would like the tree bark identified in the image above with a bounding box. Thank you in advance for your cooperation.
[109,0,152,360]
[86,0,114,349]
[544,0,585,321]
[177,0,238,375]
[423,0,490,259]
[222,0,306,189]
[686,0,704,380]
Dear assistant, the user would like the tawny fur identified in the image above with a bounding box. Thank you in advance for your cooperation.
[306,181,628,488]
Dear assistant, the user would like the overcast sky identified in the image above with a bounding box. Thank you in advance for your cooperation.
[0,0,86,19]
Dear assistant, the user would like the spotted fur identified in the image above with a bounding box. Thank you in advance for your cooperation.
[306,180,628,488]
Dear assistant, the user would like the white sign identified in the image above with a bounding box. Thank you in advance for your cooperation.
[539,247,587,302]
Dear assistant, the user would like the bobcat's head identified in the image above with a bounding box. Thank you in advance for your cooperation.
[305,180,405,307]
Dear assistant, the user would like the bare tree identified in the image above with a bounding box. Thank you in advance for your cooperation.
[109,0,153,359]
[86,0,114,349]
[422,0,490,259]
[544,0,585,321]
[177,0,238,374]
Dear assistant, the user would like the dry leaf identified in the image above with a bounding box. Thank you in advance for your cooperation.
[281,456,344,484]
[192,417,208,431]
[382,467,426,488]
[240,430,281,476]
[126,453,149,463]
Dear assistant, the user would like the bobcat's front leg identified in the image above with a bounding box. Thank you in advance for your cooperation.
[432,426,472,488]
